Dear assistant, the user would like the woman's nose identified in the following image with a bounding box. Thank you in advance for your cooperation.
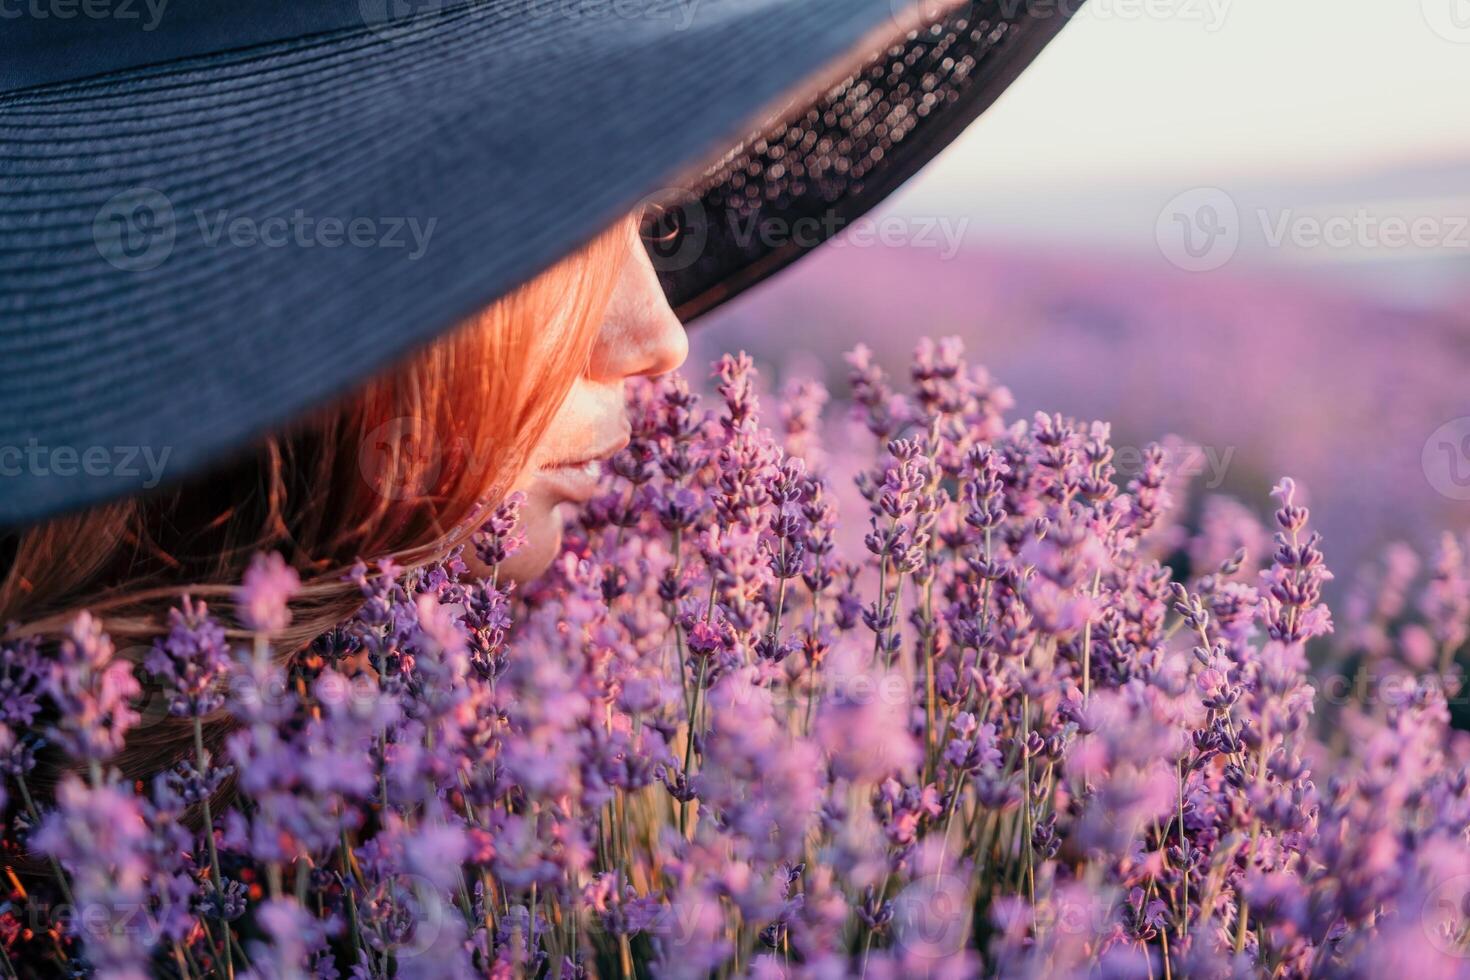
[590,237,689,381]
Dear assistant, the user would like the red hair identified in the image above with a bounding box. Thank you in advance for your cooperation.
[0,216,633,790]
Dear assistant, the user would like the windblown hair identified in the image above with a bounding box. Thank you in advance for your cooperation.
[0,218,632,794]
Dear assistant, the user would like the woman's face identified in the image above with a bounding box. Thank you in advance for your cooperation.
[498,222,688,580]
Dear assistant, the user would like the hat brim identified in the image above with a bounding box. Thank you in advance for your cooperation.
[657,2,1077,321]
[0,0,1077,526]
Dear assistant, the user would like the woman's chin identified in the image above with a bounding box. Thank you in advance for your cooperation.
[488,490,566,583]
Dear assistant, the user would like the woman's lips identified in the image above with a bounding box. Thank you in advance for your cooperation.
[538,432,629,503]
[538,458,604,503]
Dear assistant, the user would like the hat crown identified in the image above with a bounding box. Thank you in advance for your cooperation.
[1,0,445,93]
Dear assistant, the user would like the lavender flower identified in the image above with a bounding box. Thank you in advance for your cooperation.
[472,491,527,569]
[144,597,230,717]
[46,612,140,766]
[236,551,301,634]
[1421,530,1470,672]
[32,775,155,978]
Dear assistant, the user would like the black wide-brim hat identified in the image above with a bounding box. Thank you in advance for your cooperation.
[0,0,1079,526]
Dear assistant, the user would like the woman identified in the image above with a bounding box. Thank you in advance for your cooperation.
[0,0,1077,972]
[1,213,684,787]
[0,0,1074,731]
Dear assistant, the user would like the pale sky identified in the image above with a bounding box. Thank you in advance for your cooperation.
[872,0,1470,303]
[904,0,1470,197]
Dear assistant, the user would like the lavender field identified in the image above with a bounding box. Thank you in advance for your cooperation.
[9,340,1470,976]
[693,237,1470,582]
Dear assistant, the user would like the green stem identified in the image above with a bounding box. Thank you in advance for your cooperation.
[16,775,75,910]
[680,657,709,837]
[340,829,363,969]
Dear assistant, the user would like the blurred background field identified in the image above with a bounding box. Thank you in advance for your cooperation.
[693,0,1470,580]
